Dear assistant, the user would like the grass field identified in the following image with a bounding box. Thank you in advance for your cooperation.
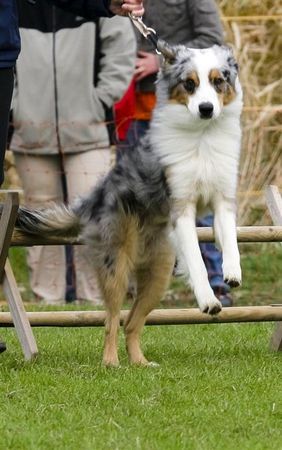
[0,244,281,449]
[1,324,281,450]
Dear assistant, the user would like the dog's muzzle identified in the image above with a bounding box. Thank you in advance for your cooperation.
[199,102,214,119]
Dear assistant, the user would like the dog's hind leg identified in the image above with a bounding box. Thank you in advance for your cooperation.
[96,251,130,367]
[97,218,139,367]
[124,236,174,366]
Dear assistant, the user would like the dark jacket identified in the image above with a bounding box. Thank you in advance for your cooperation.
[49,0,113,18]
[0,0,113,68]
[0,0,21,68]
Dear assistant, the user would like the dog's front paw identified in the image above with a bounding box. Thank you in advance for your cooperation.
[199,294,222,315]
[223,264,242,288]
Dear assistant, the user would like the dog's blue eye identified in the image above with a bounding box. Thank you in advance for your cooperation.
[183,79,195,94]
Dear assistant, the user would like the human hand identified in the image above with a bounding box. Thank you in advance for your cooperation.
[109,0,144,17]
[134,51,160,81]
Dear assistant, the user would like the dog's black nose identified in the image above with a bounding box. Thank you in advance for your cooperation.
[199,102,214,119]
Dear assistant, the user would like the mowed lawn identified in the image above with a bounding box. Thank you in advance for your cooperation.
[0,244,281,450]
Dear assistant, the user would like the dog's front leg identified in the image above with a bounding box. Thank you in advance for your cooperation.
[213,197,242,288]
[174,206,222,315]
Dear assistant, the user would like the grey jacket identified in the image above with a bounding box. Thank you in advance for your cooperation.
[11,10,136,155]
[136,0,224,92]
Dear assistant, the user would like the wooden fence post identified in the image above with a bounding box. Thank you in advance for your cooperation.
[265,185,282,351]
[0,191,38,360]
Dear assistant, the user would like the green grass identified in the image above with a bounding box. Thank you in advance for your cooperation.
[237,244,282,305]
[0,244,281,449]
[0,324,281,450]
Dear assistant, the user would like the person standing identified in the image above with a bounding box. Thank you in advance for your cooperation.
[0,0,143,186]
[127,0,223,141]
[9,0,136,304]
[0,0,144,352]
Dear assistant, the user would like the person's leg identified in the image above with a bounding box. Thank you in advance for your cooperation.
[14,153,66,303]
[197,214,233,306]
[0,67,14,186]
[65,149,112,303]
[124,119,150,147]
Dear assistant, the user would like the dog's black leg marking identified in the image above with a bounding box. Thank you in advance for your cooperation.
[202,303,222,315]
[224,278,240,288]
[209,303,222,315]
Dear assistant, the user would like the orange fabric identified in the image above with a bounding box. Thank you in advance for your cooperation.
[114,86,157,140]
[134,91,156,120]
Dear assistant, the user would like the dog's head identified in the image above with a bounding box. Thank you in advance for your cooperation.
[156,40,241,120]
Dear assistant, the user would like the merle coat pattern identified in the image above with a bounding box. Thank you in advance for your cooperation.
[12,41,243,366]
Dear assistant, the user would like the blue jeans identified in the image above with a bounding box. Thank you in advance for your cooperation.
[116,119,150,160]
[122,120,229,294]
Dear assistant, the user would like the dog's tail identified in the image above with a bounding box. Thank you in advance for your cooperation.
[8,203,81,238]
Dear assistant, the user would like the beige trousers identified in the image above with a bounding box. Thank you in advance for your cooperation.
[14,149,111,304]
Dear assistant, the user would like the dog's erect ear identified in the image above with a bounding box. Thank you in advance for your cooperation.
[221,45,239,87]
[157,39,177,63]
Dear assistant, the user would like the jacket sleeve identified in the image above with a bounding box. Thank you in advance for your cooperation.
[47,0,113,19]
[186,0,224,48]
[95,16,136,108]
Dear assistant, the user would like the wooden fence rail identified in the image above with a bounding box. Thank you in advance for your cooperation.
[0,306,282,328]
[10,225,282,246]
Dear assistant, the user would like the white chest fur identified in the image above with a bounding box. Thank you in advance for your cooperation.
[150,104,242,211]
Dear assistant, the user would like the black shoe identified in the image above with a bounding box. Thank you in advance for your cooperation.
[217,293,233,307]
[0,341,6,353]
[213,287,233,307]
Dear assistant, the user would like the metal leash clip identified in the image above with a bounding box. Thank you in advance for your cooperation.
[129,14,161,54]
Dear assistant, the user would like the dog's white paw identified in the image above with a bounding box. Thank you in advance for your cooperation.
[198,294,222,315]
[130,358,159,367]
[223,264,242,288]
[147,361,160,368]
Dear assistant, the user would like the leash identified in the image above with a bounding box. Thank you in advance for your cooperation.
[129,14,161,54]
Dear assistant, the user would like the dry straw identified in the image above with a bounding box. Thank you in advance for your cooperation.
[218,0,282,224]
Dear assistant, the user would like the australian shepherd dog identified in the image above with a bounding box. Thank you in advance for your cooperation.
[14,41,243,366]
